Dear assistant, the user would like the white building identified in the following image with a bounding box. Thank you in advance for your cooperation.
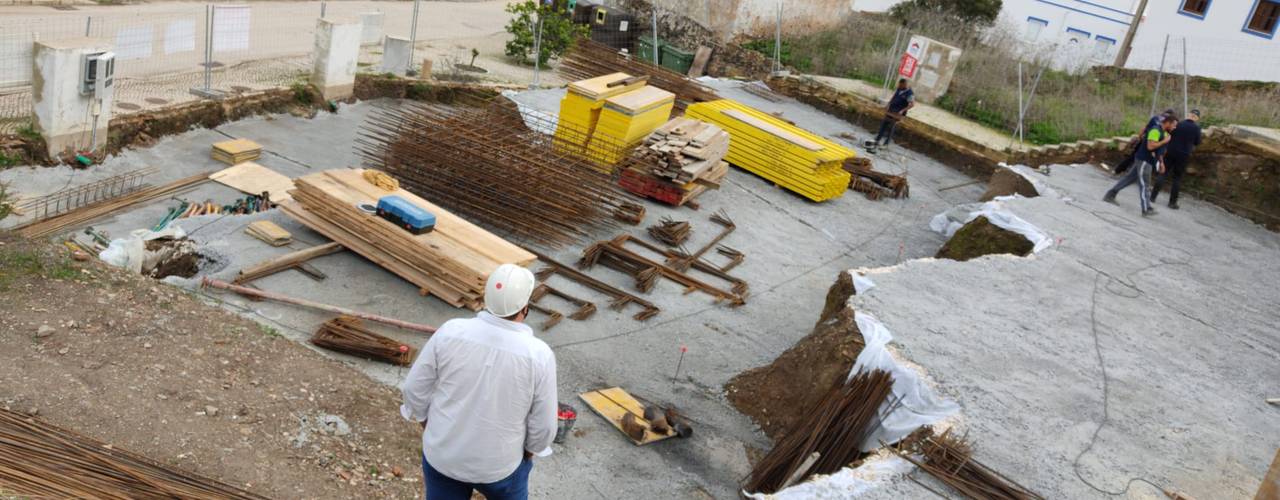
[995,0,1140,71]
[1124,0,1280,82]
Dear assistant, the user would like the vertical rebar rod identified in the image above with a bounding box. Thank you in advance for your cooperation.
[773,0,782,73]
[203,4,213,92]
[408,0,420,74]
[1151,34,1169,117]
[651,8,659,68]
[1016,61,1024,144]
[532,14,543,87]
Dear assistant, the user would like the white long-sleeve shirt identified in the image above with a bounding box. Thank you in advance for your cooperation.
[400,312,558,484]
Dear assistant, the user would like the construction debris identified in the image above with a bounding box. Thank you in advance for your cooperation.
[531,251,660,321]
[843,157,910,200]
[356,99,635,248]
[0,408,268,499]
[16,172,211,239]
[687,100,854,202]
[211,138,262,165]
[244,220,292,246]
[893,429,1045,500]
[201,278,437,334]
[613,201,646,225]
[744,370,895,494]
[311,316,416,366]
[935,216,1034,261]
[280,169,535,309]
[647,217,691,246]
[559,39,719,107]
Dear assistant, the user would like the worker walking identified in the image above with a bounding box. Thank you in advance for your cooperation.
[865,78,915,153]
[1151,109,1202,210]
[1114,109,1176,175]
[400,264,558,500]
[1104,114,1177,216]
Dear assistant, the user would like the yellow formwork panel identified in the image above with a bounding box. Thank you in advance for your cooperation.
[686,99,854,202]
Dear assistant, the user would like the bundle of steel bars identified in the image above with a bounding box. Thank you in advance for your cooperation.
[311,315,417,366]
[0,408,268,499]
[895,429,1044,500]
[355,99,635,249]
[559,38,719,106]
[744,370,895,494]
[843,157,909,199]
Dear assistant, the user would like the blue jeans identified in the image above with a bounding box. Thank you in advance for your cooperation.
[422,454,532,500]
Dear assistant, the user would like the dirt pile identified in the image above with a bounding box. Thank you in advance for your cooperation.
[979,166,1038,202]
[725,271,865,440]
[935,216,1033,261]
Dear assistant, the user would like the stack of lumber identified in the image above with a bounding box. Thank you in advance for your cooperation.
[554,73,675,169]
[686,99,854,202]
[211,138,262,165]
[280,169,536,310]
[245,220,292,246]
[639,117,730,183]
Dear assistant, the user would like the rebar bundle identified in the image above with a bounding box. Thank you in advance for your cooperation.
[0,408,269,499]
[559,38,719,106]
[896,429,1044,500]
[844,157,909,199]
[355,99,635,249]
[647,217,691,246]
[311,316,417,366]
[744,370,895,494]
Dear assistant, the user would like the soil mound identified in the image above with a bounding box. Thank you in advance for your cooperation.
[980,166,1038,202]
[726,271,866,440]
[935,216,1034,261]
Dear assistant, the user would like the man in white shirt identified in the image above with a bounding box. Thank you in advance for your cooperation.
[400,264,558,500]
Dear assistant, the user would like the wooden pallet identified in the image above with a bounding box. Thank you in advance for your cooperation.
[579,387,677,446]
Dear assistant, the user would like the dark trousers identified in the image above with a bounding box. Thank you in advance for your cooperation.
[874,116,899,145]
[1151,152,1188,205]
[1113,139,1139,174]
[423,454,532,500]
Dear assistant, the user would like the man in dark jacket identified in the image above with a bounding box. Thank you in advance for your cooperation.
[1104,114,1175,217]
[1150,109,1202,209]
[864,78,915,153]
[1114,109,1175,175]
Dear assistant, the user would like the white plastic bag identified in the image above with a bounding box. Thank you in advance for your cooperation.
[97,226,188,274]
[929,201,1052,253]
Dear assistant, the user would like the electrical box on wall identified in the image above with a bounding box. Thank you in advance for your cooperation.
[80,51,115,96]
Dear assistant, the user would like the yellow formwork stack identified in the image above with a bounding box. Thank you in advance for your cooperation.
[554,72,645,157]
[587,86,675,165]
[685,99,853,202]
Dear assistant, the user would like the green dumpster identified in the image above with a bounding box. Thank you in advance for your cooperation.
[660,44,694,74]
[636,37,663,65]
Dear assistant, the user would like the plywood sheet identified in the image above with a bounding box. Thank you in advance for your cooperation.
[606,86,676,114]
[567,72,642,100]
[209,162,294,202]
[579,387,677,446]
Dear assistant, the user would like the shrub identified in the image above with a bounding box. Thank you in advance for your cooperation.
[504,0,587,65]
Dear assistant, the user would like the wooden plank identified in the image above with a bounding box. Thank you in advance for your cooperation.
[579,387,677,446]
[244,220,292,246]
[212,138,261,155]
[687,46,712,77]
[721,108,824,151]
[234,241,344,284]
[1258,448,1280,500]
[209,162,295,202]
[605,86,677,114]
[567,72,643,100]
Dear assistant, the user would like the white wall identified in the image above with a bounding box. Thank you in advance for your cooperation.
[1127,0,1280,82]
[850,0,901,13]
[997,0,1138,72]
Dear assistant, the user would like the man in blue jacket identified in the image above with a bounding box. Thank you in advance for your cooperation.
[1150,109,1202,210]
[864,78,915,153]
[1104,114,1176,217]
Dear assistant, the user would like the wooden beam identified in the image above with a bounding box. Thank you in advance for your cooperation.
[233,242,344,284]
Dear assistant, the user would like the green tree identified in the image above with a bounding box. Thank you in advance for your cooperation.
[890,0,1003,25]
[504,1,588,65]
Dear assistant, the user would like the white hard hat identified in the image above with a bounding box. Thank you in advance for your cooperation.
[484,264,537,318]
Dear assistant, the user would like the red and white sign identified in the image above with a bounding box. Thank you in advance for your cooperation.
[898,53,918,78]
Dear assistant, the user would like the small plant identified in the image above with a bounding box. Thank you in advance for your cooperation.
[504,0,587,65]
[0,151,18,169]
[0,181,12,221]
[16,122,39,142]
[470,48,480,67]
[258,323,282,337]
[290,82,314,106]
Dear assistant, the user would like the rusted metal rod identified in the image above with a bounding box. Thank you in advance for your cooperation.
[200,278,438,334]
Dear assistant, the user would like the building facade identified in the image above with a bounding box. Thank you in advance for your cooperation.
[1124,0,1280,81]
[995,0,1139,71]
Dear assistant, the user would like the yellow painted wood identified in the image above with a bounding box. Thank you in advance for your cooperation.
[579,387,677,446]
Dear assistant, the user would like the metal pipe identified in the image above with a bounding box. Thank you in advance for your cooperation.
[1016,61,1024,144]
[1150,33,1169,117]
[204,4,213,92]
[532,14,543,87]
[1181,36,1188,117]
[200,278,438,334]
[408,0,421,74]
[652,7,659,68]
[773,0,782,73]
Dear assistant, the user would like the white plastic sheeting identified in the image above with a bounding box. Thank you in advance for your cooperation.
[744,454,915,499]
[929,200,1052,253]
[852,273,876,295]
[850,312,959,452]
[501,90,558,135]
[98,226,187,274]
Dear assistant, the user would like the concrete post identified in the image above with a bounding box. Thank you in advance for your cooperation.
[380,36,411,76]
[311,17,361,101]
[32,38,114,158]
[359,12,384,46]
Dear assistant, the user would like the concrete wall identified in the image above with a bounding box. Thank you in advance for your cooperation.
[380,36,410,76]
[32,37,114,157]
[360,12,384,46]
[311,17,361,101]
[1126,1,1280,82]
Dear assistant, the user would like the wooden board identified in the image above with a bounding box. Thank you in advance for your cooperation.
[209,162,295,202]
[579,387,677,446]
[687,46,712,77]
[605,86,676,114]
[721,109,824,151]
[245,220,292,246]
[567,72,642,100]
[212,138,261,155]
[1259,448,1280,500]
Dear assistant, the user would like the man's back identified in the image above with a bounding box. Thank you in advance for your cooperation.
[401,312,557,485]
[1168,119,1202,156]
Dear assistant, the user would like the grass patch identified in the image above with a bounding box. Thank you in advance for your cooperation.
[16,122,40,142]
[0,153,17,170]
[744,14,1280,144]
[258,324,282,338]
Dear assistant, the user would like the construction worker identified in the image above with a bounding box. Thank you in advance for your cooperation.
[1104,114,1176,217]
[865,78,915,153]
[400,264,557,500]
[1114,109,1175,175]
[1151,109,1202,210]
